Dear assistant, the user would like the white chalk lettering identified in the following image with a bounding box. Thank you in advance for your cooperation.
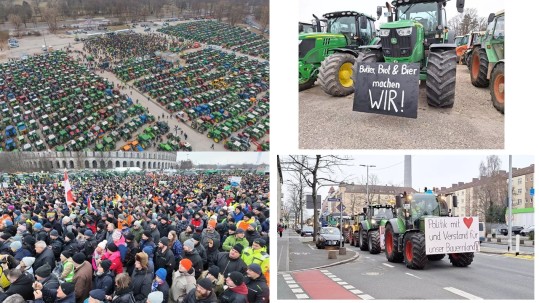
[372,78,401,89]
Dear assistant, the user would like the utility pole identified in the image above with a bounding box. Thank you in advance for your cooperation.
[360,164,376,206]
[508,155,512,252]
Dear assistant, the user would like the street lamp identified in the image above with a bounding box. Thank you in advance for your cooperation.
[359,164,376,206]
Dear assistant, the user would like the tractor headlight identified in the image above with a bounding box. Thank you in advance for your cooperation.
[397,27,413,36]
[379,29,390,37]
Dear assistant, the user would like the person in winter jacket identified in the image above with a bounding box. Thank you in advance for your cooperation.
[155,237,176,285]
[34,241,56,273]
[244,223,260,247]
[198,266,224,298]
[218,272,248,303]
[213,245,247,278]
[204,238,219,267]
[244,264,269,303]
[140,231,156,256]
[181,239,203,280]
[240,238,269,276]
[190,215,203,231]
[34,282,76,303]
[95,223,107,244]
[108,273,134,303]
[93,259,115,296]
[49,230,64,261]
[102,243,123,275]
[60,251,75,283]
[82,230,97,262]
[143,246,155,274]
[131,221,144,243]
[150,220,161,244]
[72,253,93,303]
[179,225,194,244]
[112,230,127,262]
[17,256,35,275]
[200,221,220,252]
[132,252,153,303]
[62,232,79,255]
[232,207,244,223]
[152,268,169,303]
[91,240,108,271]
[158,217,172,238]
[0,268,34,301]
[191,234,207,269]
[221,229,249,252]
[124,233,139,276]
[167,231,183,265]
[169,259,196,303]
[34,263,60,303]
[181,278,217,303]
[10,241,32,261]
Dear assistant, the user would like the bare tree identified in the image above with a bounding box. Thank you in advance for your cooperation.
[474,155,507,223]
[448,8,488,36]
[8,14,23,34]
[41,8,59,32]
[283,155,352,241]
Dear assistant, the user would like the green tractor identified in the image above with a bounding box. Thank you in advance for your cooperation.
[358,204,394,254]
[324,0,464,108]
[469,10,504,113]
[300,11,380,92]
[384,192,473,269]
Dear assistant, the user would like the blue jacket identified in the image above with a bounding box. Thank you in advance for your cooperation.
[233,212,244,223]
[14,247,32,261]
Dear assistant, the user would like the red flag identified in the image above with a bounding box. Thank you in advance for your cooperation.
[87,195,92,210]
[64,171,75,206]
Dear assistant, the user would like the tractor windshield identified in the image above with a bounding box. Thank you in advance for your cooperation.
[397,2,438,33]
[327,16,356,35]
[373,207,394,219]
[410,194,440,222]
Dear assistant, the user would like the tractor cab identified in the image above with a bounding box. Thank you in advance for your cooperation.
[395,192,454,230]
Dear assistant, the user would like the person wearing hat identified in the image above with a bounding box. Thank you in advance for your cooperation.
[95,223,106,244]
[200,220,220,255]
[132,252,153,303]
[236,213,253,232]
[63,232,79,255]
[140,231,156,256]
[151,268,169,303]
[169,259,196,303]
[34,240,56,272]
[49,230,64,261]
[0,268,34,301]
[244,223,261,247]
[221,229,249,253]
[158,216,171,239]
[181,239,203,280]
[124,233,140,276]
[147,291,164,303]
[60,251,75,283]
[93,259,114,296]
[190,234,207,271]
[131,221,144,243]
[149,220,161,245]
[34,263,60,303]
[213,244,247,278]
[182,278,217,303]
[245,263,268,303]
[102,242,123,275]
[219,272,248,303]
[155,237,175,285]
[17,256,35,275]
[34,282,76,303]
[91,240,107,271]
[179,225,194,244]
[72,252,93,303]
[34,222,49,243]
[82,230,97,262]
[88,289,106,303]
[198,265,224,298]
[0,233,12,254]
[240,238,269,276]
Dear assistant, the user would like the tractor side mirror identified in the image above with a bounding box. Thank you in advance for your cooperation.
[456,0,465,13]
[362,207,367,214]
[395,195,402,208]
[377,6,383,20]
[487,13,495,23]
[452,196,458,207]
[360,15,367,29]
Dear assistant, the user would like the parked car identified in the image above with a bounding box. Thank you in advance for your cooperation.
[499,225,524,236]
[144,27,151,32]
[8,42,19,48]
[316,226,344,248]
[300,226,314,237]
[520,226,534,236]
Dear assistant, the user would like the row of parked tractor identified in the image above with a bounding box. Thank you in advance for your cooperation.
[0,51,157,152]
[158,21,269,59]
[299,0,504,113]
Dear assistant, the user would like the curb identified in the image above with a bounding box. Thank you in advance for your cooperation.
[278,250,360,274]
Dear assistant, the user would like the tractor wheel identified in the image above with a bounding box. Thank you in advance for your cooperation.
[384,226,403,263]
[470,47,489,87]
[213,138,219,143]
[403,232,427,269]
[489,62,504,114]
[299,76,316,91]
[426,49,457,108]
[449,252,474,267]
[317,53,356,97]
[359,229,368,251]
[427,254,445,261]
[368,230,381,254]
[352,51,383,86]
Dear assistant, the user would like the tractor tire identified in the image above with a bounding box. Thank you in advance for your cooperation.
[353,232,359,247]
[359,229,369,251]
[403,232,427,270]
[368,230,381,254]
[489,62,504,114]
[427,254,445,261]
[317,53,356,97]
[352,51,383,83]
[299,76,316,91]
[426,49,457,108]
[384,226,403,263]
[449,252,474,267]
[470,47,489,87]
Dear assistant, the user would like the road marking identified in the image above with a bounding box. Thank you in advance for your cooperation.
[291,288,304,293]
[337,281,347,285]
[295,294,309,299]
[382,263,394,268]
[332,278,342,281]
[444,287,483,300]
[343,285,355,289]
[405,273,422,279]
[320,270,329,273]
[350,289,363,294]
[289,284,299,288]
[285,280,295,284]
[307,244,316,250]
[314,270,375,299]
[359,294,375,300]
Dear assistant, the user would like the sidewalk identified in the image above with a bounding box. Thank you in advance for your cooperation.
[278,229,358,273]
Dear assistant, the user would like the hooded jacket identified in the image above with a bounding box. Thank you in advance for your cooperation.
[168,269,196,303]
[214,252,247,277]
[132,252,153,303]
[182,249,203,280]
[219,283,248,303]
[221,236,249,252]
[2,271,34,300]
[181,288,218,303]
[94,270,115,295]
[103,250,123,275]
[245,274,269,303]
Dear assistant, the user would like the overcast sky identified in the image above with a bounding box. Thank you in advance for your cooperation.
[282,155,534,200]
[176,152,269,165]
[298,0,505,28]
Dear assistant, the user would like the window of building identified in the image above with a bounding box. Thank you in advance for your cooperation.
[518,178,522,185]
[518,189,522,194]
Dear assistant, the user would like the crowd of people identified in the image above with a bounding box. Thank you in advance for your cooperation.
[0,170,270,303]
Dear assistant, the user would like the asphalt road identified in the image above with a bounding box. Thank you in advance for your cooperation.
[299,65,504,149]
[278,229,534,300]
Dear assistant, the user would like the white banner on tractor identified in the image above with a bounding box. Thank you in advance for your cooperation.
[424,217,480,255]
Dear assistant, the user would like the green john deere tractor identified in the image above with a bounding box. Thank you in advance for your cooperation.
[469,10,504,113]
[325,0,465,108]
[384,192,474,270]
[299,10,381,92]
[358,204,394,254]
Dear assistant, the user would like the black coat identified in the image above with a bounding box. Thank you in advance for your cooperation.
[33,247,57,272]
[3,271,35,300]
[244,230,260,247]
[154,247,175,275]
[245,275,269,303]
[50,238,64,260]
[131,268,152,303]
[112,287,135,303]
[218,285,248,303]
[158,223,171,238]
[94,270,115,295]
[83,236,97,260]
[214,252,247,277]
[182,288,217,303]
[41,275,60,303]
[194,244,207,269]
[95,230,106,243]
[182,250,203,279]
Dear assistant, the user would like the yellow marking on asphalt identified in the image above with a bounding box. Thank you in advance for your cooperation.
[501,253,534,260]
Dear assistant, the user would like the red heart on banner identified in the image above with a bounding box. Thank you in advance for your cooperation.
[463,217,473,229]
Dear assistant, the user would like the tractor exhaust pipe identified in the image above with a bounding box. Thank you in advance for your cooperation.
[312,14,322,32]
[385,2,393,22]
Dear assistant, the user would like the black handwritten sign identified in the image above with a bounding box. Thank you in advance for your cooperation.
[353,62,419,119]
